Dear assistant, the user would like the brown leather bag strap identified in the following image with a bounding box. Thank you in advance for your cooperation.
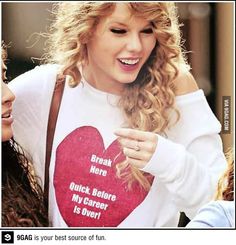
[44,74,66,208]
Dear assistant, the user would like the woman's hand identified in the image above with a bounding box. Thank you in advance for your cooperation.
[114,128,158,169]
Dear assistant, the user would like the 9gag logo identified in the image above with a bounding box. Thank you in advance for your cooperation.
[1,231,14,244]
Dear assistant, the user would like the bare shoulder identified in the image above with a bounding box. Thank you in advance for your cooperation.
[172,67,199,96]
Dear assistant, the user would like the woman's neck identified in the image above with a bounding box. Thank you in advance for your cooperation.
[81,64,124,96]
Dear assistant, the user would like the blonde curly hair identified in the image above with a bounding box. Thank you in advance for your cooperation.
[215,148,234,201]
[44,2,189,190]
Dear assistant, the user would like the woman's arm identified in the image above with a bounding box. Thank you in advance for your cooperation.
[114,71,227,219]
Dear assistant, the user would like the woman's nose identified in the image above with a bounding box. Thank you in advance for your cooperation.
[2,82,15,104]
[126,33,143,53]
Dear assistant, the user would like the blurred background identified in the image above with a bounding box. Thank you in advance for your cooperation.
[1,2,234,151]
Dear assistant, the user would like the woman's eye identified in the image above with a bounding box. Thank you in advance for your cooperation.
[142,28,153,34]
[110,29,127,34]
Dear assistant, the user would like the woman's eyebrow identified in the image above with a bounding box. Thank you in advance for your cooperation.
[108,21,128,27]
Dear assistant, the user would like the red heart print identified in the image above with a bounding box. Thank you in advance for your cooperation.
[54,126,151,227]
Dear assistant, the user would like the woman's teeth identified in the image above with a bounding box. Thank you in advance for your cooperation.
[119,59,139,65]
[2,113,10,118]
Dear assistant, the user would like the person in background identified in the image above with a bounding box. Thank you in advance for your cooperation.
[1,43,48,227]
[186,148,234,228]
[9,2,226,227]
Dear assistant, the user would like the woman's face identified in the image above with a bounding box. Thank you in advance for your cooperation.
[1,61,15,142]
[84,3,156,94]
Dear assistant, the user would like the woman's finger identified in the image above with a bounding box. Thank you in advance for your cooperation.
[123,147,151,161]
[118,137,157,153]
[114,128,157,142]
[125,157,146,169]
[118,138,140,151]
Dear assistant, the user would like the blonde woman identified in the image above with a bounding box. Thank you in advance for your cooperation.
[9,2,226,227]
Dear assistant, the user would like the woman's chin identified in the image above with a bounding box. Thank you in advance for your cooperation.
[118,74,139,85]
[1,128,13,142]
